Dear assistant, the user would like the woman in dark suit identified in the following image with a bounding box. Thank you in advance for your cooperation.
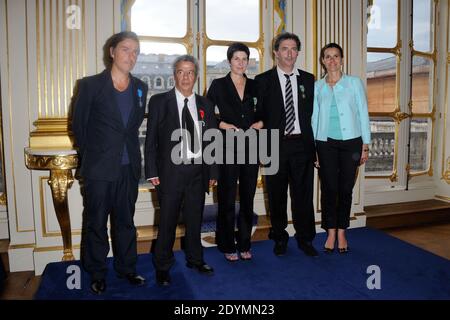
[207,42,262,261]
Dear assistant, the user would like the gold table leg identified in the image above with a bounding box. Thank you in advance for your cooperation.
[48,169,75,261]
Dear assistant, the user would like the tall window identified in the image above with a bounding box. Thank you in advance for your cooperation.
[410,0,436,176]
[128,0,190,97]
[366,0,436,183]
[366,0,400,181]
[204,0,262,89]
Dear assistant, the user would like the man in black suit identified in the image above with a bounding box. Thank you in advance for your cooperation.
[254,32,318,257]
[145,55,218,286]
[72,31,147,294]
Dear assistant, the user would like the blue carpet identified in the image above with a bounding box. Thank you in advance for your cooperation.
[35,227,450,300]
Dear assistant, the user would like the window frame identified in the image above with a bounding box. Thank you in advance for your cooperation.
[124,0,194,55]
[365,0,438,182]
[200,0,265,93]
[409,0,438,177]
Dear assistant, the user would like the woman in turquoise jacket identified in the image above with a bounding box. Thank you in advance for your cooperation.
[312,43,371,253]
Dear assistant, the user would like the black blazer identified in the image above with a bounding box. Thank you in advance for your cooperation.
[144,88,219,193]
[207,73,257,130]
[254,67,316,157]
[72,69,148,181]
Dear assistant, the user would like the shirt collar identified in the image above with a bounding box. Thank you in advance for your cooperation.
[175,87,195,104]
[277,66,300,78]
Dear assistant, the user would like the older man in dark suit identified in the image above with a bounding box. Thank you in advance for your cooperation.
[145,55,218,286]
[72,31,147,294]
[254,32,318,257]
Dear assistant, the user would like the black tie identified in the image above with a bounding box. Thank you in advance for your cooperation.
[182,98,200,154]
[284,73,295,134]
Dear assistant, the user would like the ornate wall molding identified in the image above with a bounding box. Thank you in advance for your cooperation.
[25,152,78,170]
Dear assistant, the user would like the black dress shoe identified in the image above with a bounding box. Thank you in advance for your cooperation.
[297,240,319,257]
[273,241,287,256]
[186,262,214,275]
[90,279,106,295]
[155,270,171,286]
[121,273,146,286]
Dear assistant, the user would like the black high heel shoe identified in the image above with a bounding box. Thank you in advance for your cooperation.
[323,246,334,253]
[338,247,349,254]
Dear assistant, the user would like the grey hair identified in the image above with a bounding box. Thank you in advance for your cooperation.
[172,54,199,77]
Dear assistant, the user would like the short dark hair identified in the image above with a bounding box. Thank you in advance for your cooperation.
[273,32,301,52]
[103,31,140,69]
[172,54,199,77]
[227,42,250,62]
[320,42,344,73]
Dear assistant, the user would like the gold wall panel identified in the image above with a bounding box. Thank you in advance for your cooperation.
[31,0,88,148]
[36,0,86,119]
[315,0,350,78]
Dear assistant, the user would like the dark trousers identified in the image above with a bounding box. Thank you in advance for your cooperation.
[216,163,259,253]
[82,165,138,281]
[153,164,205,272]
[316,137,362,230]
[265,136,316,244]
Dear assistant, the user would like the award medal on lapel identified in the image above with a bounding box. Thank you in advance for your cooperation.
[299,85,306,99]
[199,108,205,127]
[137,88,143,107]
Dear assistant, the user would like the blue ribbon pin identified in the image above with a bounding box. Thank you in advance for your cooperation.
[137,88,143,107]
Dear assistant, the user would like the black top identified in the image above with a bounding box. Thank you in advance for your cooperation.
[115,83,133,164]
[206,73,257,130]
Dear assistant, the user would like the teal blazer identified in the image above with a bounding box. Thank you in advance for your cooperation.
[312,74,371,144]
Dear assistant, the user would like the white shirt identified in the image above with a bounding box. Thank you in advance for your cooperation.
[276,66,301,134]
[175,88,202,159]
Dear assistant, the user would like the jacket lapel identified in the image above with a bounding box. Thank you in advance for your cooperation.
[270,68,285,126]
[126,75,139,129]
[168,88,181,130]
[99,70,124,129]
[296,69,308,128]
[242,75,253,103]
[225,73,244,120]
[195,94,206,131]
